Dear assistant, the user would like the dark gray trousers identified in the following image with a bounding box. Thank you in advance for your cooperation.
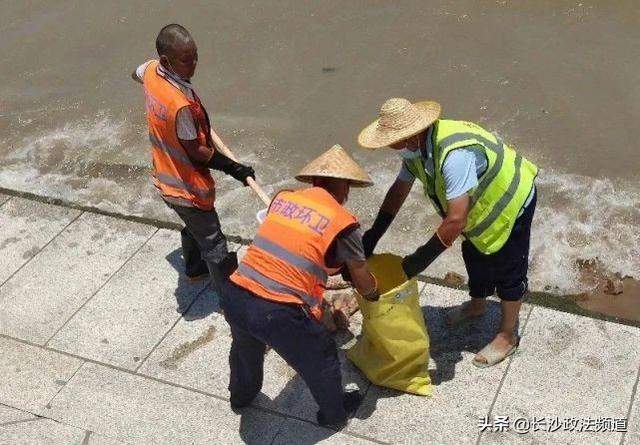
[166,201,230,292]
[220,281,347,424]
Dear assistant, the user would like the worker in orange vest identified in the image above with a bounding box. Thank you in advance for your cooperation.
[132,24,254,290]
[222,145,380,428]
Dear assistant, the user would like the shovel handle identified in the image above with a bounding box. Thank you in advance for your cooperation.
[209,129,272,206]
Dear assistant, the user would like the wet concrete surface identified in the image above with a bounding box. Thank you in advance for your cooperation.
[1,1,639,294]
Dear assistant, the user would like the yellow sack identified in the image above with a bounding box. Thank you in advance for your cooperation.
[347,253,432,396]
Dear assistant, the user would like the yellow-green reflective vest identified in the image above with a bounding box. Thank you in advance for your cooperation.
[404,119,538,255]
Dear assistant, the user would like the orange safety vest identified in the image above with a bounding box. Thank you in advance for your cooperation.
[142,60,216,209]
[230,187,358,320]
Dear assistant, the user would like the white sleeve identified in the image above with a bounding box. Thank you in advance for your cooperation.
[176,107,198,141]
[135,60,154,82]
[442,149,478,200]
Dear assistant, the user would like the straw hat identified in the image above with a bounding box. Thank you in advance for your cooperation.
[296,144,373,187]
[358,98,441,149]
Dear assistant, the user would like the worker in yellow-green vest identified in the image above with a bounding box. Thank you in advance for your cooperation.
[358,98,538,368]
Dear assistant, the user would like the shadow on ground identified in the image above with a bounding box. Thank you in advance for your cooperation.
[165,247,218,320]
[163,273,517,444]
[235,328,365,443]
[355,300,519,419]
[425,300,514,385]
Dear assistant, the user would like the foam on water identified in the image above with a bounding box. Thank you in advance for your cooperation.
[6,113,127,170]
[529,170,639,293]
[350,158,639,295]
[0,115,638,295]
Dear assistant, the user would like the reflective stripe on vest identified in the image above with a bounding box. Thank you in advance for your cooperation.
[142,60,215,209]
[155,172,215,201]
[230,187,358,317]
[149,132,192,166]
[466,154,523,238]
[253,235,328,283]
[437,131,526,238]
[236,263,319,308]
[408,120,537,254]
[438,132,505,208]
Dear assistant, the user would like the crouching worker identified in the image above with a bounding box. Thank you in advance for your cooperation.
[221,145,379,428]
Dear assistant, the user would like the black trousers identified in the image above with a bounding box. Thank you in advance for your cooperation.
[220,282,347,424]
[462,190,537,301]
[166,201,230,289]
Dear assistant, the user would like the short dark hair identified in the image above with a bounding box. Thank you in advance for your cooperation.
[156,24,193,56]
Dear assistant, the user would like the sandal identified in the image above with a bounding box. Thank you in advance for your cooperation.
[472,336,520,368]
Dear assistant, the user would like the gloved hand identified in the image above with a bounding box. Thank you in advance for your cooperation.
[207,151,256,186]
[401,232,448,279]
[362,210,395,257]
[225,163,255,186]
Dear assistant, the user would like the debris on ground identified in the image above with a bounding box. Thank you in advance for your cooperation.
[567,258,640,322]
[326,275,351,290]
[321,287,359,332]
[604,276,624,295]
[443,271,466,288]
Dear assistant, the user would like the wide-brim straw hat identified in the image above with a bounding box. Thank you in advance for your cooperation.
[358,98,441,149]
[295,144,373,187]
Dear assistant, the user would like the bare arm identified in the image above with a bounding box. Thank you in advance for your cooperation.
[346,259,379,301]
[178,138,214,166]
[437,194,470,246]
[380,177,414,217]
[401,194,469,278]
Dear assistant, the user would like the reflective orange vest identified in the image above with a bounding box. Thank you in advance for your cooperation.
[230,187,358,320]
[142,60,215,209]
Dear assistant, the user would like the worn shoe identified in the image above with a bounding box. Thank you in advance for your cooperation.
[316,390,363,428]
[343,390,363,414]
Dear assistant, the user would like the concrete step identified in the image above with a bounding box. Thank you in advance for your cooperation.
[0,197,638,444]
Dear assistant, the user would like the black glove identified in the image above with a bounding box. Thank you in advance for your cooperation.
[228,163,255,186]
[207,151,255,186]
[401,232,448,279]
[362,210,395,257]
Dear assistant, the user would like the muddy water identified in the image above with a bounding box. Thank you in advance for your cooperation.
[1,1,638,294]
[576,278,640,322]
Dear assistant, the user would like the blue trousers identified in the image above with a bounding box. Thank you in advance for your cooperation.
[220,282,347,424]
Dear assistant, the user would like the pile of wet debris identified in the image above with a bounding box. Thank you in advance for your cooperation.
[567,258,640,323]
[320,276,360,333]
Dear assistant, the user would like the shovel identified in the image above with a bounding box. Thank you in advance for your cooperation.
[209,129,271,222]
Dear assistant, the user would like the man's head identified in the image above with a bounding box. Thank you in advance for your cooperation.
[295,145,373,203]
[357,98,441,150]
[388,132,424,153]
[312,177,351,204]
[156,24,198,81]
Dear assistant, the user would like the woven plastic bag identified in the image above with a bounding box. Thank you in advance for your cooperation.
[347,253,432,396]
